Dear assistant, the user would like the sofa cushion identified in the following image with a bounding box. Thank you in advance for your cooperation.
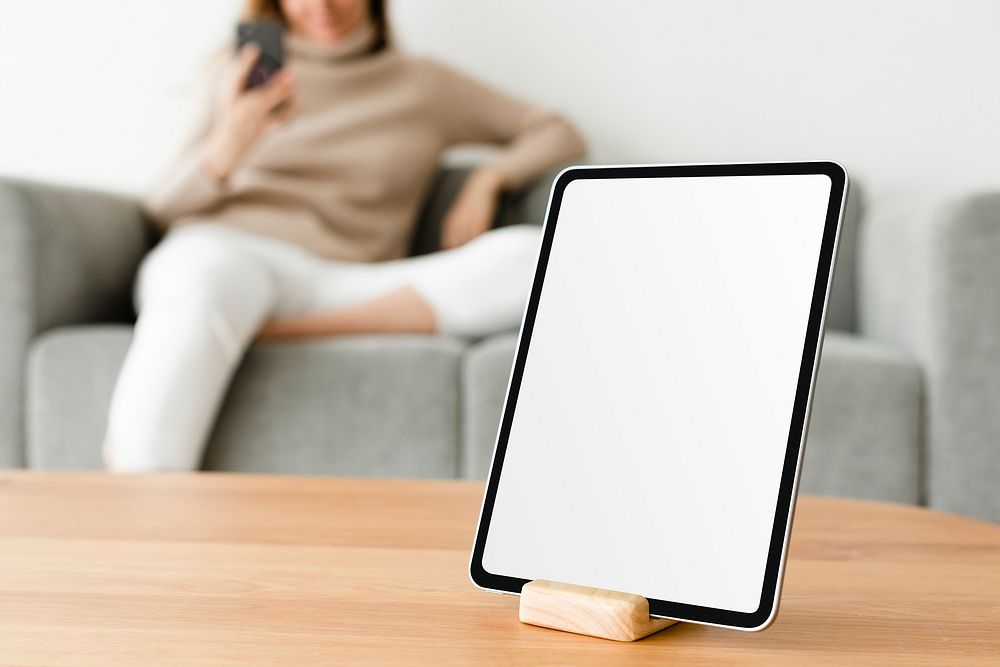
[461,331,922,503]
[27,326,464,478]
[26,325,131,470]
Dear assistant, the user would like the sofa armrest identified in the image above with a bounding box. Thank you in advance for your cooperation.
[0,177,149,466]
[859,190,1000,521]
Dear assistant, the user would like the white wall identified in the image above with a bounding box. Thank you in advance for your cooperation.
[1,0,241,195]
[2,0,998,202]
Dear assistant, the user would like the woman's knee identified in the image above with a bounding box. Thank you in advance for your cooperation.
[136,224,274,311]
[133,225,277,357]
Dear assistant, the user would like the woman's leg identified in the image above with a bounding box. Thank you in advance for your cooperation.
[258,286,437,338]
[103,225,277,472]
[410,224,542,337]
[262,224,542,339]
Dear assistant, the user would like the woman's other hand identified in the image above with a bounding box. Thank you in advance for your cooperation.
[203,45,299,182]
[440,165,506,249]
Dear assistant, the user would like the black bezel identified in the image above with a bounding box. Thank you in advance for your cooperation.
[469,161,848,631]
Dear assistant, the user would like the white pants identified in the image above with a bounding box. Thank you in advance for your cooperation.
[103,222,541,472]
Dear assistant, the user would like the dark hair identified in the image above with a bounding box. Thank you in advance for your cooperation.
[243,0,390,53]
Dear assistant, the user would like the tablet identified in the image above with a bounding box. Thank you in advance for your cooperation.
[469,161,848,631]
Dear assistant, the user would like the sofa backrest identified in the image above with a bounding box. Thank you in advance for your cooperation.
[826,178,861,332]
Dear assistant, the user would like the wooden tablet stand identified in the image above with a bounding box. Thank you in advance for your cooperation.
[519,580,678,642]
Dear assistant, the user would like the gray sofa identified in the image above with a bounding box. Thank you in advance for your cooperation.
[2,170,998,522]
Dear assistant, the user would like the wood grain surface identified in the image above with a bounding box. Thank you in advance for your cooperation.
[0,471,998,665]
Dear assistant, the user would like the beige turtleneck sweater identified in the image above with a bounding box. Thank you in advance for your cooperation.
[143,24,586,262]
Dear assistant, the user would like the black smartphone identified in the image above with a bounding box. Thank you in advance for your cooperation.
[237,20,284,89]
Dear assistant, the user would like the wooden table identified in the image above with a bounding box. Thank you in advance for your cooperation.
[0,472,998,665]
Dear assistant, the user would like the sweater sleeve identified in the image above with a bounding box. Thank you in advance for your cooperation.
[422,59,587,189]
[141,50,230,229]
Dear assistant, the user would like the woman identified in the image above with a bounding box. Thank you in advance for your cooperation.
[103,0,586,472]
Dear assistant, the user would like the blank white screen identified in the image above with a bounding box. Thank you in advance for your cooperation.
[482,174,831,614]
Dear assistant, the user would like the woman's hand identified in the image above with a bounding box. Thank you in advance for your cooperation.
[203,45,299,182]
[440,165,507,249]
